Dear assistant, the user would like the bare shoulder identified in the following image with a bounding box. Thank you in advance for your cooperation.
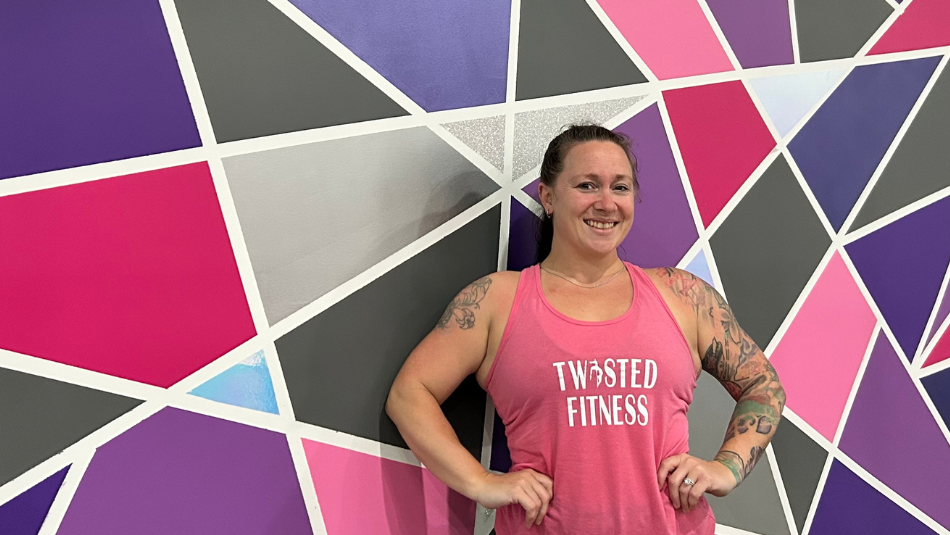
[435,270,520,332]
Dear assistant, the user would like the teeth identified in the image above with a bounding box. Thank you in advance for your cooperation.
[585,220,617,229]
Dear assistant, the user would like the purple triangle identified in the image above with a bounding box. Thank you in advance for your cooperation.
[57,408,312,535]
[839,334,950,529]
[0,465,70,535]
[508,197,540,271]
[614,104,698,267]
[810,460,936,535]
[926,288,950,347]
[288,0,509,112]
[790,56,941,231]
[846,195,950,360]
[705,0,794,69]
[523,178,541,205]
[0,0,200,181]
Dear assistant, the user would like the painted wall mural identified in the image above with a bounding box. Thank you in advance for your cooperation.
[1,0,949,534]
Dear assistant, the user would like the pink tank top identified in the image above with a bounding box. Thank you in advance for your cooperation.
[486,262,715,535]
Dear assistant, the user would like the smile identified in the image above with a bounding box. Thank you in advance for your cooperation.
[585,220,618,230]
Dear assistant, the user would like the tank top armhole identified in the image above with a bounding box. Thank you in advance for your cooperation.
[628,263,698,383]
[485,267,533,392]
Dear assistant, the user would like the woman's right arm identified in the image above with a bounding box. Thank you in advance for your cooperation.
[385,274,553,529]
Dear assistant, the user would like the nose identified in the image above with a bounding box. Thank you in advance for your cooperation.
[593,188,618,212]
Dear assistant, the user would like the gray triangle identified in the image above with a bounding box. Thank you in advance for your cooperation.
[852,62,950,231]
[512,96,646,180]
[796,0,893,62]
[224,127,500,325]
[517,0,647,101]
[688,373,791,535]
[710,155,832,350]
[175,0,407,143]
[771,416,828,533]
[275,206,500,458]
[0,368,142,486]
[442,115,506,172]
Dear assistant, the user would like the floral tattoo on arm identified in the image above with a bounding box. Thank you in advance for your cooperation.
[437,277,492,330]
[659,268,786,487]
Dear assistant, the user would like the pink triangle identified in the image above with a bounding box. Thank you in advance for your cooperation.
[663,81,776,227]
[924,329,950,368]
[769,253,877,441]
[302,439,476,535]
[598,0,733,80]
[870,0,950,55]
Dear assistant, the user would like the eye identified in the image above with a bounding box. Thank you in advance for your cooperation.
[577,182,596,190]
[614,184,631,192]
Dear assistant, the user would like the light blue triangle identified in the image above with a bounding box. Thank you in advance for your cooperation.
[189,350,279,414]
[749,68,848,138]
[685,249,716,289]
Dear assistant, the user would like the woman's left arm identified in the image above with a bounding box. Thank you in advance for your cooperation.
[656,268,786,510]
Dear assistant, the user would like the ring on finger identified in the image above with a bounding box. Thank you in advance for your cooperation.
[683,477,695,486]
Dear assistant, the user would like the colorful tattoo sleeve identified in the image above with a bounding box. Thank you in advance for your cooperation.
[659,268,786,487]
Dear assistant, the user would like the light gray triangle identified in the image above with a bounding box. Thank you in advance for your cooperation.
[442,115,506,173]
[512,96,646,180]
[688,373,792,535]
[223,126,500,325]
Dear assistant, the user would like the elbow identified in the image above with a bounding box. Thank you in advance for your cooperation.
[385,377,411,423]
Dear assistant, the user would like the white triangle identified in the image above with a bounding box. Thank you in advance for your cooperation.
[749,68,848,138]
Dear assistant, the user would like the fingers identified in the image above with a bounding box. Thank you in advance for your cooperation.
[657,454,685,491]
[685,478,709,513]
[661,455,712,513]
[513,470,553,528]
[515,485,542,529]
[530,477,552,525]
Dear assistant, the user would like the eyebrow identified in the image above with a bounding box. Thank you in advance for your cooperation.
[571,173,633,181]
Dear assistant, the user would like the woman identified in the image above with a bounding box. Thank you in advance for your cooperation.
[386,125,785,534]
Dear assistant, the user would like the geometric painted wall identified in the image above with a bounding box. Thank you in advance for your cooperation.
[0,0,948,534]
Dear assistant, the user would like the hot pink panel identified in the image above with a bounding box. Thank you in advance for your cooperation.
[598,0,733,79]
[870,0,950,55]
[924,329,950,368]
[302,439,476,535]
[663,81,776,228]
[0,163,255,387]
[769,253,877,441]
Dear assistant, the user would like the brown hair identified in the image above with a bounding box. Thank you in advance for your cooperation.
[536,124,639,263]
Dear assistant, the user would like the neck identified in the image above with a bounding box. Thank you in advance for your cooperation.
[541,244,623,284]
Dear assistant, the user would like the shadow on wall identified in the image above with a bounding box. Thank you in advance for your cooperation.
[373,176,493,532]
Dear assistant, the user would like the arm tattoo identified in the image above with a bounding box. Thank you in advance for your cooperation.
[437,277,492,330]
[659,268,785,486]
[714,446,765,485]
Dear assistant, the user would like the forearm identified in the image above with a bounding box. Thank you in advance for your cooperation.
[386,381,488,500]
[713,385,786,486]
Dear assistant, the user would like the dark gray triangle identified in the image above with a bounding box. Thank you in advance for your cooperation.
[688,373,791,535]
[771,416,828,532]
[276,206,500,458]
[516,0,647,101]
[852,61,950,231]
[710,155,832,350]
[795,0,893,62]
[175,0,407,143]
[0,368,142,486]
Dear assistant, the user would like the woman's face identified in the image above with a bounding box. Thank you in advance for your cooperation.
[539,140,636,259]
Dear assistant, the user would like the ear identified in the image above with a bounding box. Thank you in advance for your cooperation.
[538,181,555,215]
